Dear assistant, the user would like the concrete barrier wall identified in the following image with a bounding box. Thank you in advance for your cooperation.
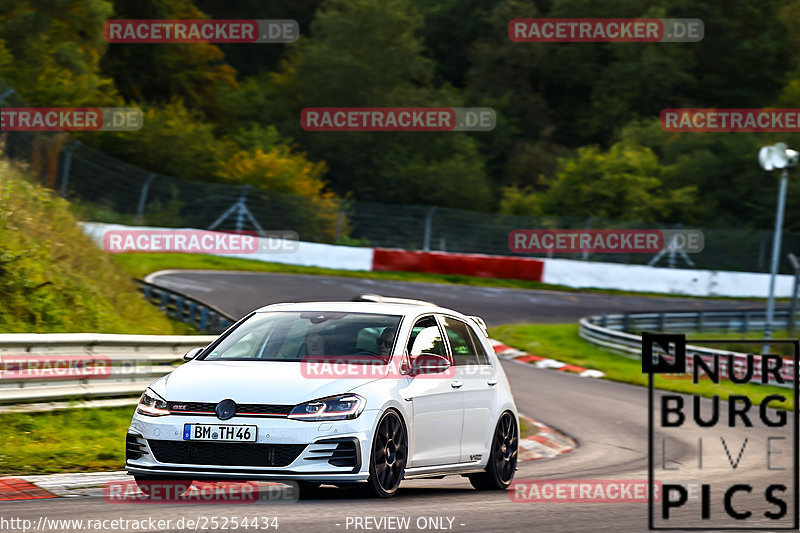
[80,222,789,297]
[541,258,794,297]
[80,222,374,271]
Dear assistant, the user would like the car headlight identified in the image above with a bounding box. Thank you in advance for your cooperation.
[288,394,365,421]
[137,389,169,417]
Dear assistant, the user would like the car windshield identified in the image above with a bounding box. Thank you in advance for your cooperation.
[201,311,402,363]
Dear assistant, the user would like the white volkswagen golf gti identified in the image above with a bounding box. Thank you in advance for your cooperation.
[126,301,519,497]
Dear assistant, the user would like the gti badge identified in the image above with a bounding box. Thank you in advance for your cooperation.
[215,399,236,420]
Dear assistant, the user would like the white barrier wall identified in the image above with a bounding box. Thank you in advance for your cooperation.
[541,258,795,297]
[81,222,791,298]
[80,222,375,272]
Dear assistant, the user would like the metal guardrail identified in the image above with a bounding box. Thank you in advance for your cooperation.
[0,282,235,407]
[136,279,235,334]
[579,308,796,387]
[0,333,216,405]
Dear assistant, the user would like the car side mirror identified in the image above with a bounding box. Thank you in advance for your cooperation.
[183,347,204,361]
[410,353,451,375]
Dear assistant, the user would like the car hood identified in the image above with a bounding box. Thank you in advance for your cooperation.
[153,360,387,405]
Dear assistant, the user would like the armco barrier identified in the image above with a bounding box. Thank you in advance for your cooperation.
[137,279,234,334]
[0,334,216,404]
[579,308,797,387]
[372,248,545,281]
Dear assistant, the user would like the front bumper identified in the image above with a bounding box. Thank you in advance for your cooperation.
[126,410,380,482]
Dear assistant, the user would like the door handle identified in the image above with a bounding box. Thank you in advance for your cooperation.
[450,381,463,389]
[487,379,498,386]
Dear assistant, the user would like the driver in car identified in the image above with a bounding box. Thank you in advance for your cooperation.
[377,327,395,356]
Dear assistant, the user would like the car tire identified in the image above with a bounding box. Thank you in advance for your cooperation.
[363,409,407,498]
[468,411,518,490]
[133,476,193,498]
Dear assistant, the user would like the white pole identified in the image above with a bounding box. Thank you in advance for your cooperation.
[763,168,789,353]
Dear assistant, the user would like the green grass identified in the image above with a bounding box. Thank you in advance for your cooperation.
[110,253,771,301]
[0,162,193,335]
[685,328,798,356]
[0,407,133,475]
[489,323,794,410]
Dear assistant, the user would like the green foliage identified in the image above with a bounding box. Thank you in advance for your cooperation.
[0,0,118,106]
[501,139,699,223]
[79,100,233,182]
[0,0,799,227]
[0,161,188,334]
[100,0,238,120]
[226,0,494,210]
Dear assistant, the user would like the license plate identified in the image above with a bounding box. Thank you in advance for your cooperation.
[183,424,257,442]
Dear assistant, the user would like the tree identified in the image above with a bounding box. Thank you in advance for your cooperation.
[510,140,699,223]
[225,0,494,209]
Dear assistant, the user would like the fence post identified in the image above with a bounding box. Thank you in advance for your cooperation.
[236,186,249,233]
[788,253,800,334]
[335,207,345,241]
[581,216,594,261]
[423,207,437,252]
[135,173,156,225]
[58,142,79,197]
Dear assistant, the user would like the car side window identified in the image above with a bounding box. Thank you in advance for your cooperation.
[466,325,491,365]
[407,316,447,358]
[441,317,488,366]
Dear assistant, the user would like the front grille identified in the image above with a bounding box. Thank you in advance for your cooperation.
[147,440,306,467]
[126,433,145,460]
[304,437,360,471]
[167,401,293,417]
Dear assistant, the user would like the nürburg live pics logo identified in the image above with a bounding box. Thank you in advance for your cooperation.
[644,332,799,530]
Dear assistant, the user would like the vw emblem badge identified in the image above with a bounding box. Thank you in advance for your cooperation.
[215,399,236,420]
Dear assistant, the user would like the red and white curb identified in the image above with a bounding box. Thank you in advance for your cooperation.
[518,415,577,461]
[490,339,605,379]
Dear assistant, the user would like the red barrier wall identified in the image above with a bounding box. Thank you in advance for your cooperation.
[372,249,545,282]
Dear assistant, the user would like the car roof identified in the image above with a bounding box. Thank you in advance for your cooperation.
[253,301,468,319]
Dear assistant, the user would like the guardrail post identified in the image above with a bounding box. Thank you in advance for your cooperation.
[188,301,197,325]
[160,290,169,311]
[742,311,749,333]
[175,296,185,319]
[659,313,666,331]
[697,312,704,332]
[622,314,629,332]
[600,315,607,328]
[199,308,209,331]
